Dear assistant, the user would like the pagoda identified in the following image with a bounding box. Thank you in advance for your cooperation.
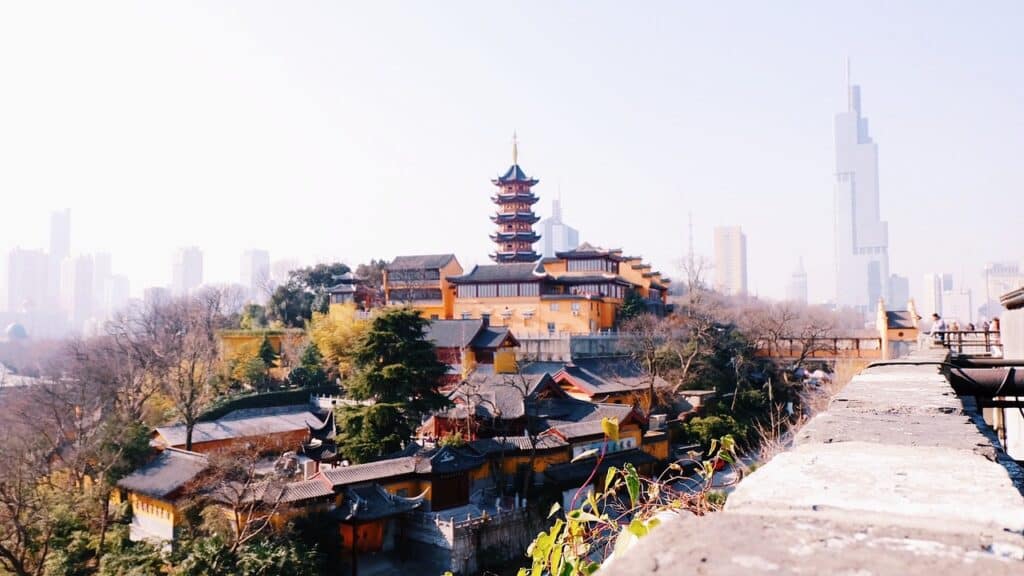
[490,134,541,263]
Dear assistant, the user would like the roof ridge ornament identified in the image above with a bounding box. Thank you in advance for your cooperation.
[512,130,518,165]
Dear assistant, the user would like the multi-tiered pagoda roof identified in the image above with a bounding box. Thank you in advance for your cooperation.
[490,136,541,264]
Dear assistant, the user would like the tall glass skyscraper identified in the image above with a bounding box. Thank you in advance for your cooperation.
[834,71,889,312]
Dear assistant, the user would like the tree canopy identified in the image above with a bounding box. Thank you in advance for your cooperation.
[267,263,351,327]
[336,308,449,462]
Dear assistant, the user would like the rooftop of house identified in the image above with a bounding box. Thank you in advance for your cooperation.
[492,164,538,185]
[117,448,209,499]
[425,320,517,350]
[447,371,559,420]
[154,405,325,447]
[885,310,918,329]
[448,262,546,284]
[556,358,672,396]
[319,445,487,488]
[386,254,457,271]
[333,484,426,522]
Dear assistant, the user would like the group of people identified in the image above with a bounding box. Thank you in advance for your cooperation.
[929,313,1000,335]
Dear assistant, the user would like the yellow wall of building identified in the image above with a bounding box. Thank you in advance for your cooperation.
[128,492,177,528]
[493,347,517,374]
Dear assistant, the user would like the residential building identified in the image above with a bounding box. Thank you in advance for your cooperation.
[490,136,541,263]
[240,249,270,301]
[60,254,94,329]
[5,248,49,313]
[171,247,203,296]
[713,226,747,296]
[833,72,890,312]
[539,197,580,258]
[449,243,669,334]
[47,209,70,308]
[981,261,1023,318]
[786,259,808,304]
[888,274,910,309]
[383,254,463,320]
[424,319,519,386]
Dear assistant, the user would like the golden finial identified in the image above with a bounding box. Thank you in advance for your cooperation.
[512,131,518,165]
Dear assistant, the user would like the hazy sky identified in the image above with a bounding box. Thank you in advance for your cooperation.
[1,1,1022,303]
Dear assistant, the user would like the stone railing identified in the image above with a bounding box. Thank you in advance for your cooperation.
[604,349,1024,574]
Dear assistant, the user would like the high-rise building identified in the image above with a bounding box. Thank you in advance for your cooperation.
[47,209,71,307]
[943,289,974,325]
[713,226,747,296]
[833,68,890,313]
[240,249,270,301]
[105,274,131,317]
[888,274,910,308]
[60,254,94,329]
[490,135,541,263]
[6,248,49,313]
[981,261,1024,318]
[922,273,953,318]
[171,247,203,296]
[786,258,808,304]
[92,252,112,315]
[539,197,580,258]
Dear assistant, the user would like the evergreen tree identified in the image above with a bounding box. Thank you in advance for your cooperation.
[619,289,648,321]
[336,307,449,462]
[257,335,279,368]
[289,342,328,388]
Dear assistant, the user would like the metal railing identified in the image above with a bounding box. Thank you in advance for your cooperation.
[754,337,883,359]
[930,330,1001,356]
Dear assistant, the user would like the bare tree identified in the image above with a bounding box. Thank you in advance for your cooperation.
[153,290,232,451]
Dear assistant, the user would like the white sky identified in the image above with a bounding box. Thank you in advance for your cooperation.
[1,1,1022,303]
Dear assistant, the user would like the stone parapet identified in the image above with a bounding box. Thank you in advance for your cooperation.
[605,350,1024,574]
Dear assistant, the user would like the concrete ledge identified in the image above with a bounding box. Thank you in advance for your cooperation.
[606,351,1024,574]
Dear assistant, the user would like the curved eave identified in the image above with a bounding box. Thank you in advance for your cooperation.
[491,195,540,205]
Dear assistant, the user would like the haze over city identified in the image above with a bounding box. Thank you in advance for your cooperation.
[1,1,1022,314]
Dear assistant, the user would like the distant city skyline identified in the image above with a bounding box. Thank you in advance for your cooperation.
[1,2,1022,313]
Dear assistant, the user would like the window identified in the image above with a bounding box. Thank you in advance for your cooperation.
[481,313,491,324]
[499,283,517,297]
[457,285,476,298]
[547,322,556,333]
[571,302,581,312]
[550,303,559,311]
[430,314,439,320]
[519,282,539,296]
[477,284,497,298]
[461,312,472,320]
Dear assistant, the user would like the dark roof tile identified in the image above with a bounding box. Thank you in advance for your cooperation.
[387,254,457,271]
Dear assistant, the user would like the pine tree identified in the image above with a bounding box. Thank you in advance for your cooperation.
[336,307,449,462]
[257,335,279,368]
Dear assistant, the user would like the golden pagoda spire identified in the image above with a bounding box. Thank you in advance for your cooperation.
[512,131,518,165]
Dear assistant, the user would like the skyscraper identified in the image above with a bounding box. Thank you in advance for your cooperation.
[833,67,890,313]
[713,226,747,296]
[786,258,808,304]
[240,249,271,301]
[60,254,94,329]
[47,209,70,307]
[922,273,951,318]
[171,247,203,296]
[539,196,580,258]
[6,248,49,313]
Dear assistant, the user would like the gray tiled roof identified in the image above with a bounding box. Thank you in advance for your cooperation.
[322,457,419,487]
[469,326,515,349]
[493,164,537,184]
[470,435,568,454]
[536,399,636,430]
[426,319,484,348]
[885,310,917,329]
[117,448,208,499]
[334,484,425,521]
[155,405,322,447]
[448,262,546,284]
[387,254,456,271]
[557,358,670,396]
[449,372,555,420]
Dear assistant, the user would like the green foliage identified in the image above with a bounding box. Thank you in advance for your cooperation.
[257,335,279,367]
[267,263,351,327]
[682,415,747,451]
[438,430,467,447]
[336,308,450,463]
[98,539,165,576]
[240,304,268,330]
[521,435,739,575]
[197,385,341,421]
[169,535,318,576]
[619,290,648,322]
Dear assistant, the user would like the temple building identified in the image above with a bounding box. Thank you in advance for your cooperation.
[449,243,670,333]
[490,135,541,264]
[383,254,463,320]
